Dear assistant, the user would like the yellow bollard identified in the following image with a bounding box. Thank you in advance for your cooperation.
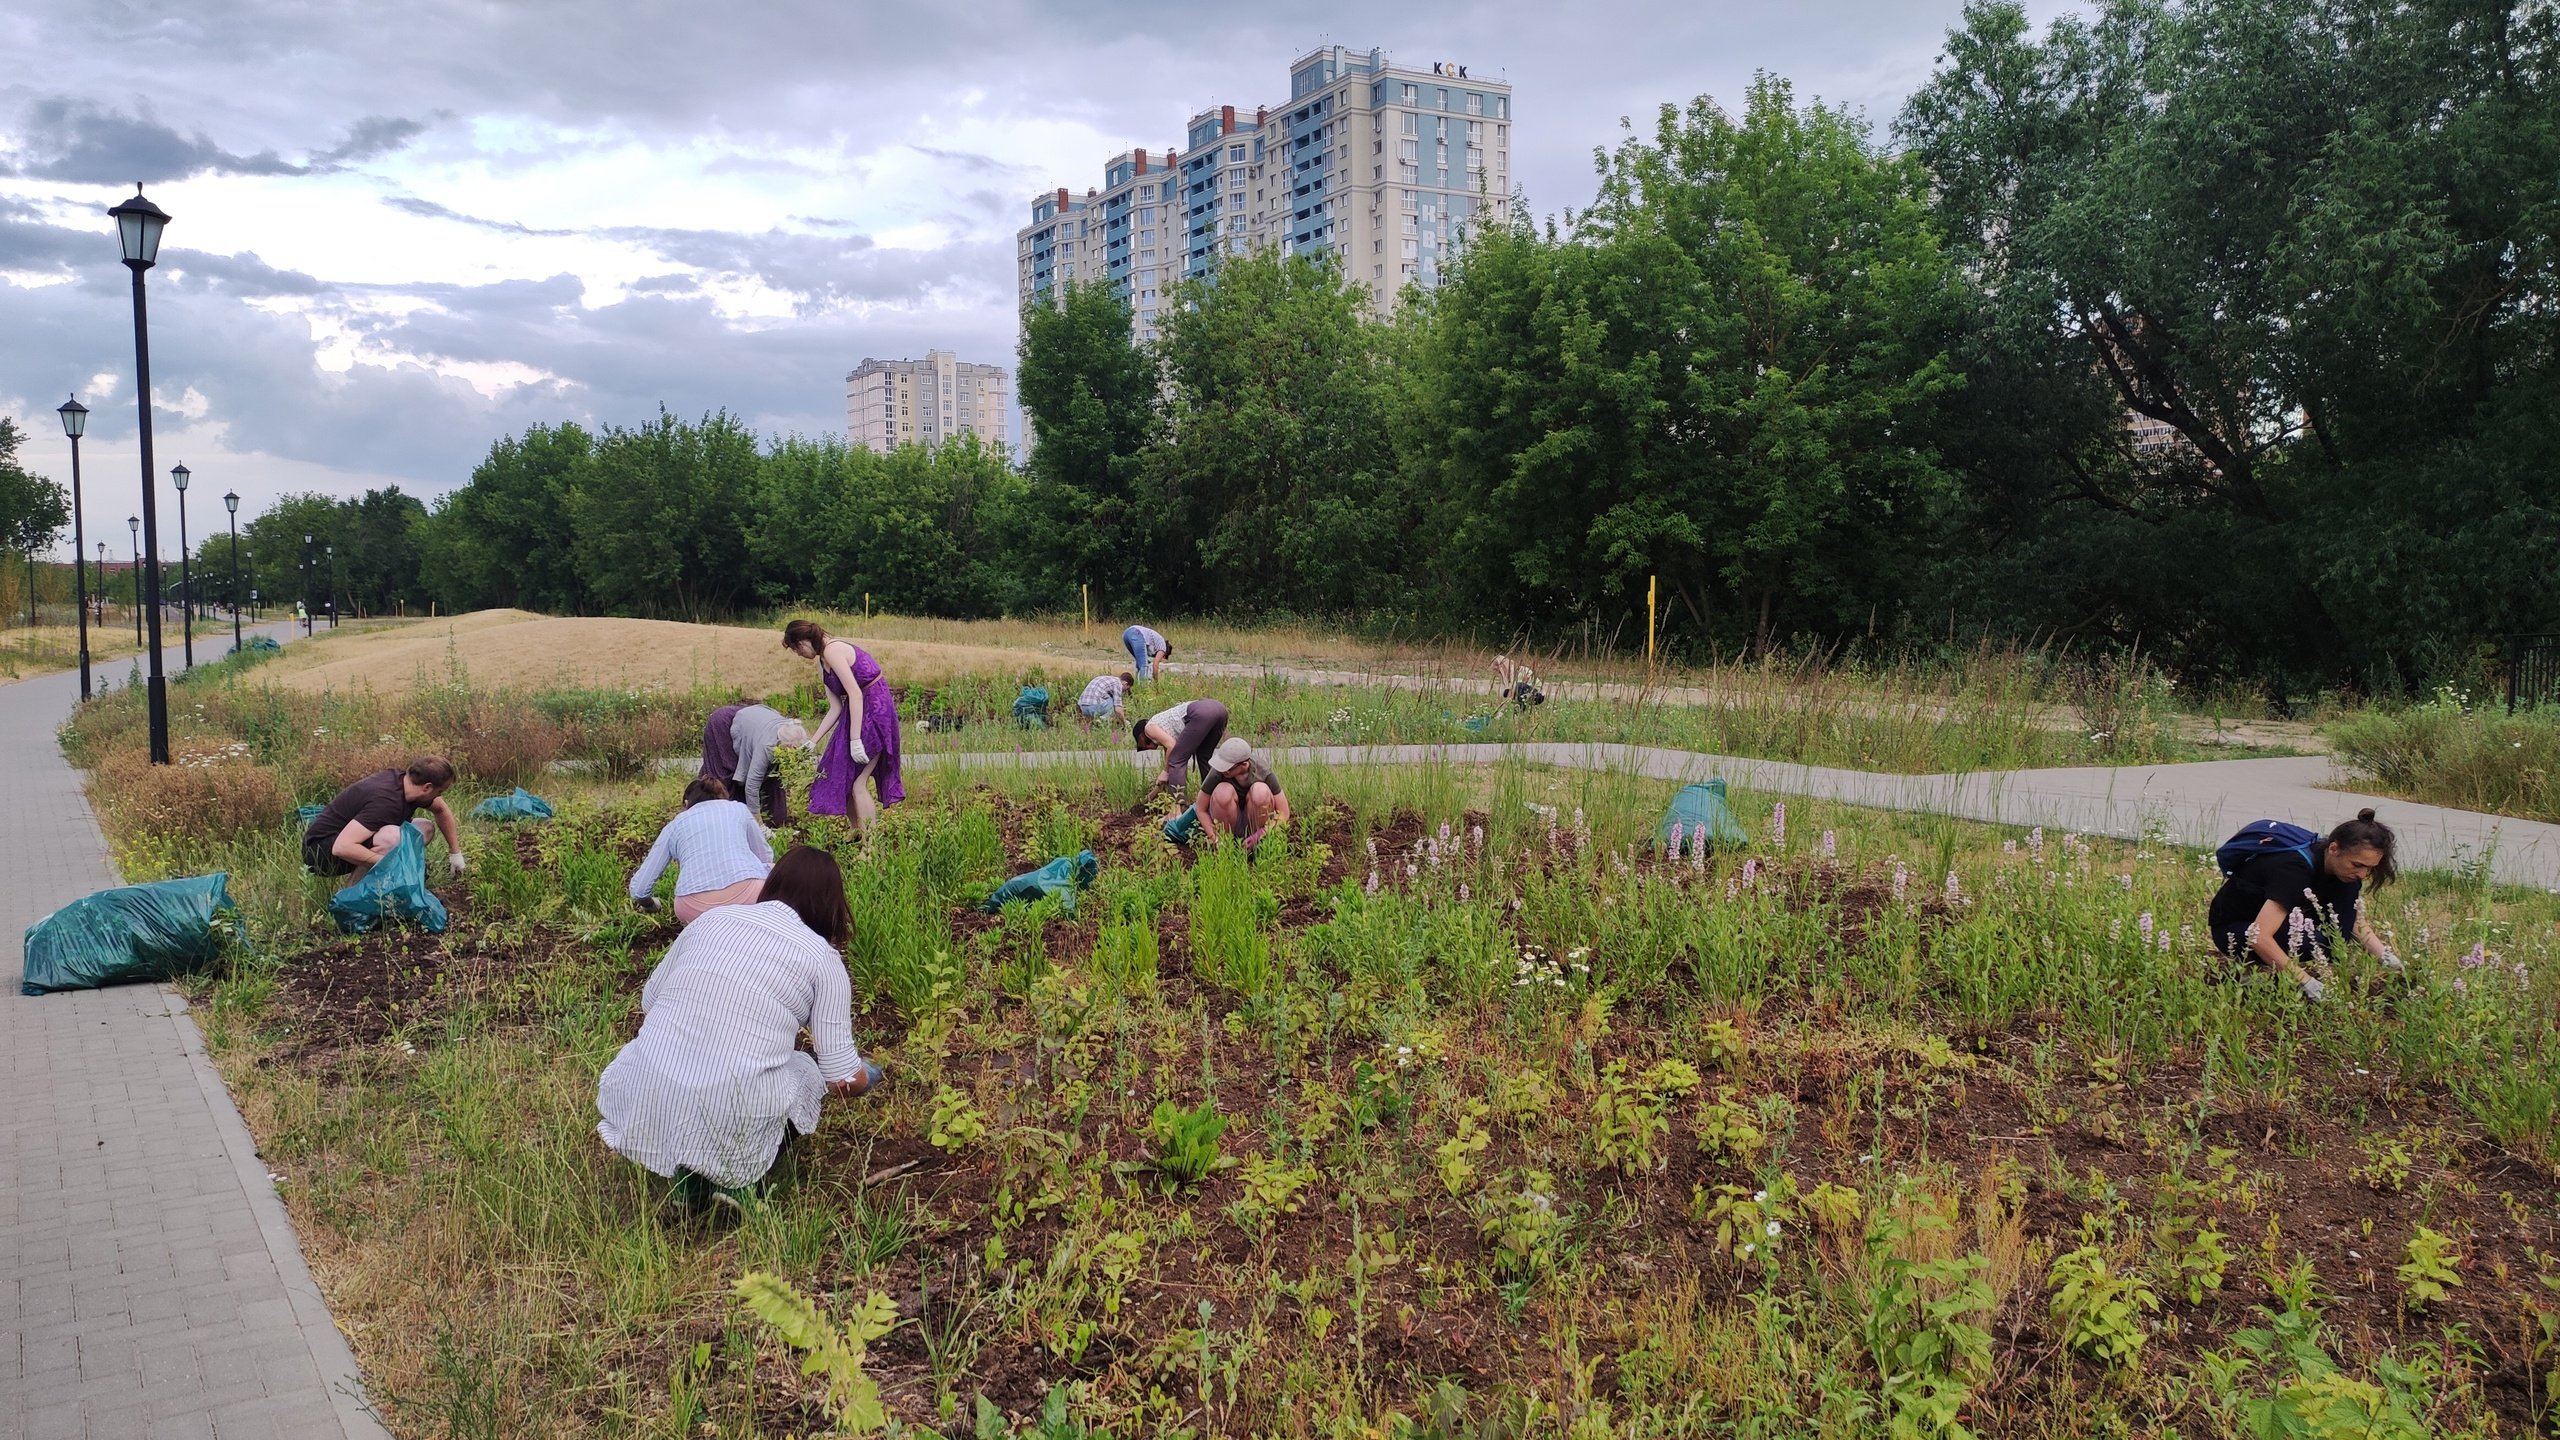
[865,592,871,619]
[1082,583,1090,635]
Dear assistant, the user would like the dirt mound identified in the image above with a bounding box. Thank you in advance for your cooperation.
[268,611,1066,698]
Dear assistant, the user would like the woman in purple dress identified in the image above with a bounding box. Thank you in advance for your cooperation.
[782,619,903,835]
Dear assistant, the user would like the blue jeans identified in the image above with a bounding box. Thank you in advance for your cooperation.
[1123,627,1155,681]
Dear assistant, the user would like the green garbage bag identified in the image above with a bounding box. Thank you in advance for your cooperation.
[293,803,326,829]
[981,850,1099,914]
[21,874,238,996]
[328,824,450,935]
[245,635,282,653]
[1660,779,1750,857]
[1162,804,1202,846]
[1012,685,1052,729]
[470,788,555,822]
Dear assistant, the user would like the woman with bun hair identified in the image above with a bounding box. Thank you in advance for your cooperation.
[2208,809,2403,1001]
[782,618,903,836]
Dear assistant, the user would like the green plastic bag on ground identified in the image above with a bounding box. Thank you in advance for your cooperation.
[21,874,238,996]
[1660,779,1750,857]
[981,850,1098,914]
[246,635,282,653]
[1162,805,1202,846]
[470,788,555,822]
[328,824,450,935]
[292,803,326,829]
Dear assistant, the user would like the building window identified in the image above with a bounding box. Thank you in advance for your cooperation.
[1402,83,1417,103]
[1437,87,1449,109]
[1228,144,1245,162]
[1467,92,1483,116]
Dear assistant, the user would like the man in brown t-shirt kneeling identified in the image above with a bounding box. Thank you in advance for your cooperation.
[302,756,466,885]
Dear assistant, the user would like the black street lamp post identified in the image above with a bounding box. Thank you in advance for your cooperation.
[127,516,140,646]
[57,397,91,701]
[171,463,193,669]
[94,542,105,625]
[327,542,339,627]
[300,533,313,635]
[110,185,172,764]
[224,492,242,653]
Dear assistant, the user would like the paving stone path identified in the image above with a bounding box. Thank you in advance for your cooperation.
[1,629,389,1440]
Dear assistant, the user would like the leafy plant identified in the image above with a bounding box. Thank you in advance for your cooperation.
[1436,1105,1493,1196]
[2353,1134,2415,1193]
[2397,1227,2461,1310]
[1802,1181,1864,1234]
[1590,1058,1700,1174]
[1852,1200,1996,1439]
[1227,1156,1316,1235]
[2223,1305,2434,1440]
[1189,847,1274,993]
[1480,1170,1566,1278]
[1697,1181,1793,1267]
[1122,1099,1235,1189]
[2151,1213,2232,1306]
[929,1086,988,1152]
[1699,1017,1749,1072]
[2049,1246,2159,1367]
[733,1271,899,1434]
[1694,1086,1768,1166]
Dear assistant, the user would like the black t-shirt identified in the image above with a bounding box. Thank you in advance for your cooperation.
[2208,853,2360,958]
[304,769,421,851]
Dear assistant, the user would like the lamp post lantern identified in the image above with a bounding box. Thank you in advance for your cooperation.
[127,515,141,646]
[57,397,91,700]
[110,185,173,763]
[170,463,193,668]
[223,491,242,652]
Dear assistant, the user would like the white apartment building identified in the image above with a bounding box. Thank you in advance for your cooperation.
[1016,46,1512,333]
[845,351,1012,457]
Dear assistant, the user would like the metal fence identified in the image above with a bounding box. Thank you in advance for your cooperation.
[2509,633,2560,714]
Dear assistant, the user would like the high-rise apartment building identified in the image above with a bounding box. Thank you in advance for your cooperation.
[1017,45,1511,337]
[845,351,1012,457]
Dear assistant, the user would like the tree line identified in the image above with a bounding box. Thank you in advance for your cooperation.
[15,1,2553,697]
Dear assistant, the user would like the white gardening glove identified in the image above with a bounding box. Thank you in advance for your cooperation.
[847,738,871,767]
[2297,973,2327,1003]
[447,851,468,876]
[2379,948,2405,973]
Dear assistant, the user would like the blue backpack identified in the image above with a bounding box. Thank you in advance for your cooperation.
[2214,819,2319,878]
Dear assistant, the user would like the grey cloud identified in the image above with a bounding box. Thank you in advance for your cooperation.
[3,98,309,182]
[382,196,576,237]
[309,114,438,166]
[907,145,1032,178]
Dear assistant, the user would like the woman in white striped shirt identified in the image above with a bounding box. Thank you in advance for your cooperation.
[628,777,773,923]
[598,845,881,1210]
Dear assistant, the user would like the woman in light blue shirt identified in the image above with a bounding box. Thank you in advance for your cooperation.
[629,777,775,923]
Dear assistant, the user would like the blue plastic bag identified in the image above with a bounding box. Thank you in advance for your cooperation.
[1660,779,1751,857]
[981,850,1098,914]
[328,824,450,935]
[1013,686,1052,728]
[22,874,238,996]
[245,634,282,653]
[470,788,556,823]
[1162,805,1202,846]
[293,803,326,829]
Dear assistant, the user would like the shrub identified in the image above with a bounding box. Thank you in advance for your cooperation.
[2329,699,2560,823]
[434,695,566,790]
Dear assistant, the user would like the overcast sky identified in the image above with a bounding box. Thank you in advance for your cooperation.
[0,0,2076,559]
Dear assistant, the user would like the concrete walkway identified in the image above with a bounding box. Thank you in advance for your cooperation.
[2,628,389,1439]
[921,741,2560,890]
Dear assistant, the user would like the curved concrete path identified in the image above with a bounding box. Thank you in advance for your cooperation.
[917,741,2560,891]
[2,624,389,1439]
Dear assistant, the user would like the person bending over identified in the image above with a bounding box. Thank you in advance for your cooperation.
[596,845,881,1213]
[1133,697,1229,794]
[2208,809,2402,1001]
[629,777,775,924]
[1199,737,1291,850]
[302,755,463,885]
[783,618,904,837]
[700,700,806,828]
[1078,670,1137,729]
[1122,624,1171,682]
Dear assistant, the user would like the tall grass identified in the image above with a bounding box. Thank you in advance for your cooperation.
[2329,697,2560,822]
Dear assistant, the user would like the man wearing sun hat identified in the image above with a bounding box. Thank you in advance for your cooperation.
[1198,736,1290,850]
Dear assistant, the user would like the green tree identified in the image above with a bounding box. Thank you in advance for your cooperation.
[1403,77,1963,647]
[1149,250,1410,615]
[1015,280,1160,613]
[569,410,760,618]
[749,436,1023,617]
[1899,0,2560,691]
[241,494,350,619]
[416,422,593,614]
[0,416,71,557]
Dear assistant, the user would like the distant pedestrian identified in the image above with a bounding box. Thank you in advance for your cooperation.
[699,701,805,828]
[1123,624,1171,683]
[301,756,464,887]
[1078,670,1137,728]
[1133,697,1229,794]
[2208,809,2403,1001]
[1199,737,1290,851]
[783,619,903,836]
[629,777,774,924]
[597,845,881,1212]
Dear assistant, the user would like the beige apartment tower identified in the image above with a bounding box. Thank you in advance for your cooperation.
[845,351,1012,457]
